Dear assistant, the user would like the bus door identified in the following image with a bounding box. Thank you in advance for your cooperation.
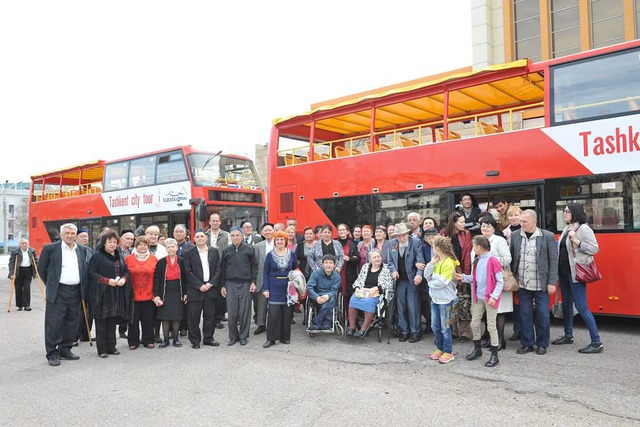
[450,184,542,229]
[276,185,297,224]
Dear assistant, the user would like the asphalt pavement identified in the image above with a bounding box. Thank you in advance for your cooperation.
[0,271,639,426]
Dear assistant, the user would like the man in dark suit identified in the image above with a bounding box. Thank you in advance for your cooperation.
[8,238,38,311]
[241,221,262,246]
[183,229,221,349]
[388,222,425,343]
[38,223,89,366]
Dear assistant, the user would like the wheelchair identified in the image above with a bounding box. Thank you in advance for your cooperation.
[343,286,396,343]
[305,291,345,339]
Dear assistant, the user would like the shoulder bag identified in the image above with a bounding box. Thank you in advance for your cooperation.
[570,226,602,283]
[501,266,519,292]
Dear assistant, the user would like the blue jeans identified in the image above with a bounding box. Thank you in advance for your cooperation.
[312,295,336,329]
[518,288,550,348]
[396,279,423,336]
[431,301,455,354]
[559,269,602,345]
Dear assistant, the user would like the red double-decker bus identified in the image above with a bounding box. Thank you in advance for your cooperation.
[267,40,640,317]
[29,146,265,251]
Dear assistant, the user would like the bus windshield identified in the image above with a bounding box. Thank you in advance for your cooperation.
[188,154,262,188]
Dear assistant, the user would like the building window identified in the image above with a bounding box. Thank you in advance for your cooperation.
[636,0,640,38]
[551,0,581,58]
[591,0,625,49]
[514,0,541,61]
[8,204,14,215]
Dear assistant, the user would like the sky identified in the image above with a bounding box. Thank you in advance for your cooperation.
[0,1,472,183]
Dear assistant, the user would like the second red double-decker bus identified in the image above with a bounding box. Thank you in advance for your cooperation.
[29,145,265,251]
[267,40,640,317]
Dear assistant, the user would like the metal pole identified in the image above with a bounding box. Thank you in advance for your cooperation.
[2,181,7,254]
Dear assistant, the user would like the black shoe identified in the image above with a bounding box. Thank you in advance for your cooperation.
[517,345,534,354]
[508,331,520,342]
[290,319,296,325]
[281,340,290,344]
[346,328,356,337]
[578,343,603,354]
[355,329,367,338]
[153,336,162,343]
[191,343,200,349]
[107,349,120,355]
[72,341,79,347]
[47,356,60,366]
[119,332,128,339]
[408,334,422,343]
[399,335,409,342]
[459,336,470,343]
[159,342,170,348]
[485,346,499,367]
[536,347,547,355]
[203,340,220,347]
[228,339,239,346]
[466,341,483,361]
[500,340,507,350]
[179,330,188,337]
[59,351,80,360]
[216,323,225,329]
[24,307,32,311]
[98,353,108,358]
[240,339,248,346]
[17,307,23,311]
[253,326,266,335]
[552,335,574,345]
[263,340,275,348]
[173,339,183,348]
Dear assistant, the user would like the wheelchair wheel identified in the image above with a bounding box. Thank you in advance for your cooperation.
[335,322,345,339]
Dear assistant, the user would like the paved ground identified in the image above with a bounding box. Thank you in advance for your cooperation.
[0,271,639,426]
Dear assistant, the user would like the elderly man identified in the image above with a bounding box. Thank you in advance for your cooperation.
[510,209,558,356]
[8,238,39,311]
[241,221,262,246]
[407,212,422,240]
[173,223,194,337]
[38,223,89,366]
[119,230,135,256]
[388,223,425,343]
[220,226,258,346]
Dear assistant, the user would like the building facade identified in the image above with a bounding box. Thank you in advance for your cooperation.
[1,182,30,247]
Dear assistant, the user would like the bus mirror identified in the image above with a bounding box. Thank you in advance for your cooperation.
[196,203,208,222]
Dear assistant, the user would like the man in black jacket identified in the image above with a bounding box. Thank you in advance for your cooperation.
[183,229,221,349]
[38,223,89,366]
[220,227,258,346]
[8,238,38,311]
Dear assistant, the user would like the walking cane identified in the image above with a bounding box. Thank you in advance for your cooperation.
[81,300,93,346]
[7,259,17,312]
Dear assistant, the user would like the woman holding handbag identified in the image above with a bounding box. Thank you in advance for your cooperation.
[552,203,603,354]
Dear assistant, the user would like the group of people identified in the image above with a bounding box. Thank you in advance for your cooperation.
[13,198,604,368]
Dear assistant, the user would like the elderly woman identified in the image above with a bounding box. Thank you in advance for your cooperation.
[89,230,132,358]
[154,238,187,348]
[262,231,298,348]
[125,236,158,350]
[346,249,393,338]
[337,223,360,308]
[552,203,603,354]
[307,224,344,273]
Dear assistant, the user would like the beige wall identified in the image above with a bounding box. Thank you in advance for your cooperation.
[471,0,505,69]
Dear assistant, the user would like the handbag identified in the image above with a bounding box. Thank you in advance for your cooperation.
[502,267,519,292]
[570,226,603,283]
[551,288,578,319]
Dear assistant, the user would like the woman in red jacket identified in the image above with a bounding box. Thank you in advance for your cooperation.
[125,236,158,350]
[441,212,473,342]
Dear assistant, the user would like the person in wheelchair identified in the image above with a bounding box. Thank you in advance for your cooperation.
[306,254,341,330]
[346,249,393,338]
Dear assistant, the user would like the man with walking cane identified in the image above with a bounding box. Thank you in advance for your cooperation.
[38,223,89,366]
[8,239,38,311]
